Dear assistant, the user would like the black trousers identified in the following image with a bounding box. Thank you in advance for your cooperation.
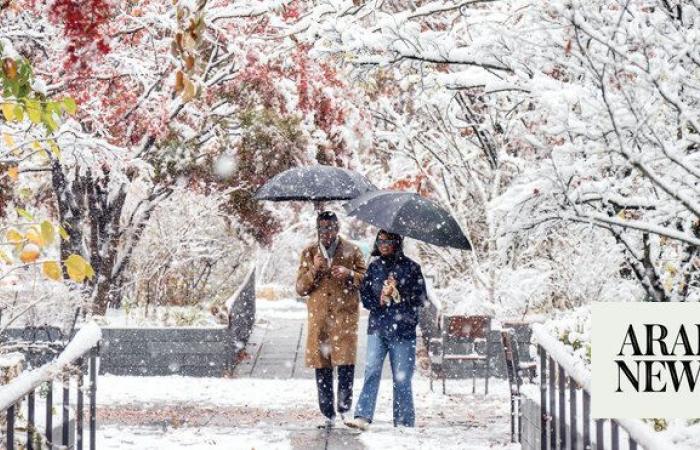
[315,365,355,419]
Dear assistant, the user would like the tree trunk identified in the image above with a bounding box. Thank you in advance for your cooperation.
[51,160,168,315]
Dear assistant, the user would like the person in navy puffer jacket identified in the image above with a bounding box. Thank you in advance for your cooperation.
[345,229,427,430]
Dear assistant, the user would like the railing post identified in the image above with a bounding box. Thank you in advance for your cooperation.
[629,437,637,450]
[532,324,673,450]
[77,357,84,450]
[539,345,547,450]
[596,419,605,450]
[583,391,591,450]
[46,380,53,446]
[570,378,577,450]
[62,373,70,446]
[90,347,97,450]
[27,390,35,450]
[549,357,556,449]
[611,420,619,450]
[7,404,15,450]
[511,391,516,443]
[558,365,566,449]
[0,329,100,450]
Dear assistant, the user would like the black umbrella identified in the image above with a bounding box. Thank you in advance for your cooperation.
[344,190,472,250]
[254,165,376,201]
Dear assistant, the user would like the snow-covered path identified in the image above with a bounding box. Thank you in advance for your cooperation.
[97,376,518,449]
[96,299,518,449]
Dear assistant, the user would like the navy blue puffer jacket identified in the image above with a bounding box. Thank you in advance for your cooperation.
[360,253,427,340]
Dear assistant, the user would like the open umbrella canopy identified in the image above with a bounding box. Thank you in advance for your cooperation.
[254,165,376,201]
[344,190,472,250]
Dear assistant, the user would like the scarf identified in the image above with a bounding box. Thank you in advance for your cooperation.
[318,238,339,267]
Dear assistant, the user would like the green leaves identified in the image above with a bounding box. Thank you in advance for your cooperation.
[13,104,23,121]
[16,207,34,221]
[1,57,32,98]
[1,56,77,133]
[0,96,76,132]
[40,220,55,245]
[25,99,41,124]
[63,98,77,115]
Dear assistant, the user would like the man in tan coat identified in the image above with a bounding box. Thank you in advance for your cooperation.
[296,211,367,428]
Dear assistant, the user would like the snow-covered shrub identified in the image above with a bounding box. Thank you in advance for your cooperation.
[121,188,254,317]
[541,305,592,366]
[0,273,85,330]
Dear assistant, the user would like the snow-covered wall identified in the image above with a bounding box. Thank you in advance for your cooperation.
[100,268,256,377]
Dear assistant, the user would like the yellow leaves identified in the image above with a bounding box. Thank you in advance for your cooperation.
[175,70,185,93]
[14,105,23,122]
[19,243,40,263]
[57,225,69,241]
[5,228,22,244]
[32,141,48,159]
[1,97,75,131]
[62,97,77,116]
[0,249,10,265]
[662,262,679,293]
[182,32,197,51]
[22,221,53,248]
[40,221,55,245]
[1,102,31,123]
[663,276,674,293]
[16,208,34,221]
[65,254,94,283]
[42,261,62,281]
[174,70,197,102]
[2,217,91,284]
[182,77,196,102]
[42,111,58,132]
[48,140,61,158]
[1,102,15,121]
[616,209,639,221]
[7,166,18,181]
[173,6,203,99]
[2,132,15,150]
[664,262,678,276]
[25,228,43,246]
[25,99,41,124]
[174,67,197,101]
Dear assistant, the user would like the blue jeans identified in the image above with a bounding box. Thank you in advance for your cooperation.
[354,334,416,427]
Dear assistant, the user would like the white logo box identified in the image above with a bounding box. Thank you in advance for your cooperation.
[593,302,700,418]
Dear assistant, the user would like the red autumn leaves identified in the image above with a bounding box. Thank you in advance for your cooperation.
[48,0,113,71]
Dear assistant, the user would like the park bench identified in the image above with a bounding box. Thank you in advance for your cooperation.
[429,314,492,395]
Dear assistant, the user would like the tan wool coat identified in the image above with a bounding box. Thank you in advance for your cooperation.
[296,237,367,368]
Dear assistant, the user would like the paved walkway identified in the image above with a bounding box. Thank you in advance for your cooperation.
[235,307,392,380]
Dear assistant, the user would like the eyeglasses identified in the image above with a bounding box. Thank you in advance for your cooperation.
[377,239,399,245]
[318,225,338,233]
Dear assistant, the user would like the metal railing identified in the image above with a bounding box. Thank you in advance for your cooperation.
[532,324,674,450]
[0,323,101,450]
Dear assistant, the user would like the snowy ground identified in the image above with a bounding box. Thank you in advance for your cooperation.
[94,297,518,449]
[96,375,519,449]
